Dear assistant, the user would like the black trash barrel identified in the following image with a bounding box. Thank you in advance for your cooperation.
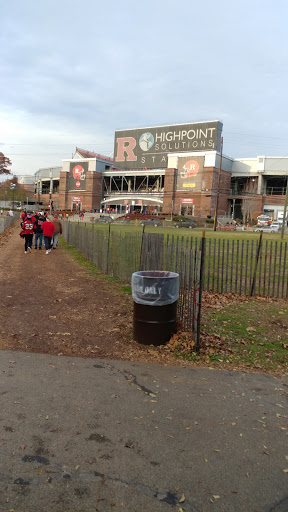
[131,271,179,345]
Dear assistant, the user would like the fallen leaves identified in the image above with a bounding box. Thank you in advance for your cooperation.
[167,330,232,358]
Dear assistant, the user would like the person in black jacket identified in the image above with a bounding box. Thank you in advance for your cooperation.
[34,213,45,250]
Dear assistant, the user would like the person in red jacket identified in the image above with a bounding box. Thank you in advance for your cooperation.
[21,212,35,254]
[41,217,55,254]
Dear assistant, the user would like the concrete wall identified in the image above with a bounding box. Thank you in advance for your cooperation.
[264,157,288,172]
[232,158,258,176]
[96,160,112,173]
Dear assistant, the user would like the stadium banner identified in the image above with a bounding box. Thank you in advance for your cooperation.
[114,120,222,169]
[176,155,205,192]
[68,162,88,191]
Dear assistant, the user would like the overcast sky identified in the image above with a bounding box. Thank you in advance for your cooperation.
[0,0,287,177]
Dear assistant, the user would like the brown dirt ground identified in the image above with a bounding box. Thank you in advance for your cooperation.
[0,222,287,376]
[0,223,183,366]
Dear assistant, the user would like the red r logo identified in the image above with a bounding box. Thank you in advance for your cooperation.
[115,137,137,162]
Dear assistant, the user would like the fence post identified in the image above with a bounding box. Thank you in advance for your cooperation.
[139,224,145,270]
[193,230,206,353]
[250,231,263,297]
[67,220,70,245]
[106,223,111,274]
[196,231,206,352]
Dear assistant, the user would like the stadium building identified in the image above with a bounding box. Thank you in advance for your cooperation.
[31,122,288,221]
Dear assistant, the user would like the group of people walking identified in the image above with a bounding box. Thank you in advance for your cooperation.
[20,211,63,255]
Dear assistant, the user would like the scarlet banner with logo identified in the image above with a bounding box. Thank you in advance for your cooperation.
[177,156,205,192]
[68,162,88,191]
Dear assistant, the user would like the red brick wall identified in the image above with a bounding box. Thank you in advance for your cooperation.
[58,171,68,209]
[35,171,103,211]
[162,168,177,214]
[166,166,232,217]
[57,171,102,210]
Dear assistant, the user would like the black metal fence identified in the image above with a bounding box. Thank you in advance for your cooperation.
[62,223,207,338]
[62,223,288,338]
[205,237,288,298]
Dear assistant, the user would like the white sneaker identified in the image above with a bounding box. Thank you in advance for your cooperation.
[25,251,27,254]
[48,249,51,253]
[46,250,49,255]
[28,247,31,252]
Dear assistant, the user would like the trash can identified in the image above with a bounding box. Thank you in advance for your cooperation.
[131,271,179,345]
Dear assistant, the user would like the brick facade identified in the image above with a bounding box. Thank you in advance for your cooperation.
[164,166,232,217]
[33,152,287,220]
[162,168,177,214]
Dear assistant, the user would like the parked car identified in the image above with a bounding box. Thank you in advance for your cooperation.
[96,215,114,223]
[254,224,280,233]
[217,224,237,231]
[270,221,282,231]
[174,220,197,229]
[140,218,162,227]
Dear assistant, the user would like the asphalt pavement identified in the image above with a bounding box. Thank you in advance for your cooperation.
[0,350,288,512]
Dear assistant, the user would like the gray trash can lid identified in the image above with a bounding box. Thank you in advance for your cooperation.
[131,270,179,306]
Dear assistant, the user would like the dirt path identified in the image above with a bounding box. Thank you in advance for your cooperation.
[2,223,287,376]
[0,223,181,365]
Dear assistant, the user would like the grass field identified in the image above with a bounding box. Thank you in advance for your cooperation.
[65,221,288,299]
[78,219,288,242]
[204,300,288,370]
[166,292,288,375]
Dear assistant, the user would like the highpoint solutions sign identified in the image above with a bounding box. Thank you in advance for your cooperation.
[114,120,223,169]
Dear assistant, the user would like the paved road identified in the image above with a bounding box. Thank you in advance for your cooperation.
[0,350,287,512]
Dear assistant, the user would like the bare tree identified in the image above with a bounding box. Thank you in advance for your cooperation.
[241,179,258,223]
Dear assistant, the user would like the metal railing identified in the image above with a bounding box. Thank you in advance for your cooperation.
[62,222,207,336]
[265,187,287,196]
[62,223,288,339]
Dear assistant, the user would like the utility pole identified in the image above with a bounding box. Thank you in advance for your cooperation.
[49,168,53,214]
[280,176,288,240]
[170,168,177,220]
[10,183,16,211]
[213,136,223,231]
